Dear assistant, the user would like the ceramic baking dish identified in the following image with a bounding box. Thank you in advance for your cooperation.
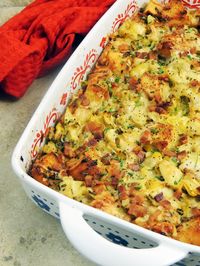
[12,0,200,265]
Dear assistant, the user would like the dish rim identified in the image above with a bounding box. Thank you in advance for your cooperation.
[11,0,200,258]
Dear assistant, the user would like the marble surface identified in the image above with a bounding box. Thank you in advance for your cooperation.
[0,2,94,266]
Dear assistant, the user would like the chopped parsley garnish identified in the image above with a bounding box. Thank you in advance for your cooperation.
[180,96,190,116]
[151,148,160,153]
[135,99,142,107]
[177,208,184,216]
[172,147,180,153]
[127,124,135,129]
[55,141,64,151]
[150,128,159,134]
[128,172,134,177]
[104,128,111,133]
[130,50,136,57]
[135,185,142,190]
[107,108,116,113]
[155,176,165,181]
[171,157,179,166]
[115,76,120,83]
[158,68,164,74]
[120,159,124,169]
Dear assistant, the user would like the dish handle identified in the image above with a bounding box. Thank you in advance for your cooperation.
[59,201,188,266]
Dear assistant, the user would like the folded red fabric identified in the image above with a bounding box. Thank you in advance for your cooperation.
[0,0,115,98]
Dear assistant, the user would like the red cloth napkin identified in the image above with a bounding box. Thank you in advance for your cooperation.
[0,0,115,98]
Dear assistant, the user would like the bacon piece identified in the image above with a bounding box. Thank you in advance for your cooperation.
[101,153,112,165]
[85,175,93,187]
[133,146,146,162]
[153,140,168,151]
[190,80,200,87]
[137,150,145,162]
[174,189,182,200]
[87,138,98,147]
[158,41,173,58]
[92,84,109,100]
[158,124,172,139]
[149,105,167,114]
[68,161,88,181]
[157,101,171,109]
[91,200,104,209]
[128,163,140,171]
[118,43,129,53]
[154,91,163,104]
[64,142,75,158]
[118,185,128,200]
[85,121,103,137]
[158,75,170,82]
[190,47,196,54]
[192,208,200,218]
[91,191,115,211]
[149,105,156,112]
[135,52,148,59]
[109,161,122,179]
[163,149,176,157]
[160,199,171,210]
[179,134,188,145]
[149,104,169,114]
[180,50,189,57]
[111,176,119,188]
[155,106,167,114]
[177,151,187,160]
[152,221,174,236]
[149,51,157,60]
[154,192,164,202]
[80,95,90,106]
[140,130,152,145]
[129,77,138,90]
[57,153,65,164]
[128,204,147,218]
[130,193,145,205]
[93,132,103,140]
[68,158,99,181]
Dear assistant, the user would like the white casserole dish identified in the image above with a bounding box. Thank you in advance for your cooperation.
[12,0,200,265]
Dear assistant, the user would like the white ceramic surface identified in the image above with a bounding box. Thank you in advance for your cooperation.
[12,0,200,265]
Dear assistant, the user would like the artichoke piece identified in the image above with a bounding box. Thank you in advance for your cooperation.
[159,160,183,188]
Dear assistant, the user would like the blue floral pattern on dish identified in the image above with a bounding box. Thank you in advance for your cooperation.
[106,232,128,246]
[32,195,50,212]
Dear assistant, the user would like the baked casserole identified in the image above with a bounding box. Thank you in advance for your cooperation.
[30,0,200,246]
